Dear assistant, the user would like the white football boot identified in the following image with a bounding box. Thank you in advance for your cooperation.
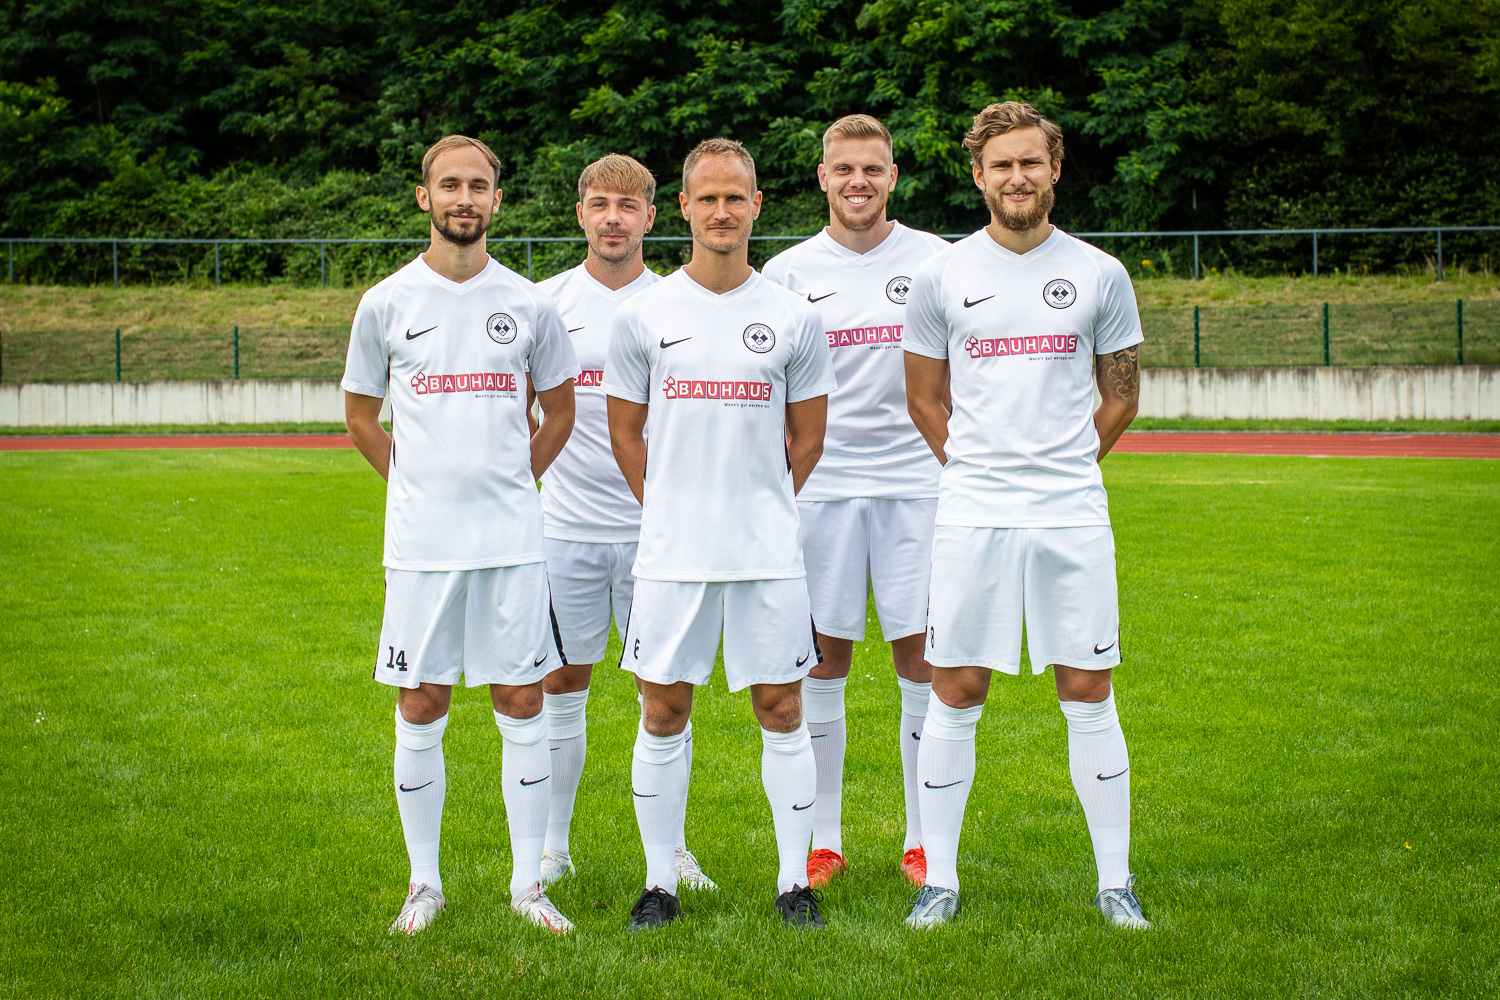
[1095,874,1150,929]
[539,849,575,888]
[511,882,576,934]
[904,886,960,928]
[674,847,718,891]
[388,883,446,935]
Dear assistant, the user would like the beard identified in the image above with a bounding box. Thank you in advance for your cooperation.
[985,182,1055,233]
[432,210,488,247]
[828,190,888,233]
[588,227,644,263]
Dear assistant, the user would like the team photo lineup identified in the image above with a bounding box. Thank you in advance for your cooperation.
[342,101,1148,935]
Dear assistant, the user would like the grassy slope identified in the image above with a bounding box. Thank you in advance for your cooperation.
[1,451,1496,998]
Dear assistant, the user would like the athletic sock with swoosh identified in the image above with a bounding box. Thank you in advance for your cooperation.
[918,694,984,892]
[543,688,589,860]
[632,720,687,895]
[801,676,847,855]
[897,676,932,852]
[394,708,449,893]
[495,710,550,901]
[761,724,817,894]
[1059,694,1131,893]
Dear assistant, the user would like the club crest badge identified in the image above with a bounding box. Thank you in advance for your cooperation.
[486,312,518,344]
[743,323,775,353]
[1043,279,1077,309]
[886,276,912,304]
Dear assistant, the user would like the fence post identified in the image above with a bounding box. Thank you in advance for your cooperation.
[115,327,121,381]
[215,242,221,287]
[113,241,119,289]
[1436,229,1444,281]
[1312,231,1318,278]
[1457,299,1464,365]
[320,243,327,288]
[233,325,240,379]
[7,240,12,285]
[1193,305,1200,367]
[1322,303,1330,365]
[1193,233,1200,280]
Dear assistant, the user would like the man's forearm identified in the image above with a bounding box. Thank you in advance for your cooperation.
[909,398,950,465]
[788,437,822,495]
[613,437,647,503]
[1094,400,1136,460]
[530,417,572,481]
[345,392,391,481]
[1094,345,1140,460]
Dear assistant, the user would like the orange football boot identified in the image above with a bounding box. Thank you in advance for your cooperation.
[900,846,927,886]
[805,848,848,888]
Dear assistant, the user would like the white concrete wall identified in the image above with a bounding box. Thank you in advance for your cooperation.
[0,368,1494,426]
[0,378,390,426]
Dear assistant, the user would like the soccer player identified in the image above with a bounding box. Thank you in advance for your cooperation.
[604,138,837,930]
[901,102,1149,929]
[533,154,716,892]
[343,134,581,935]
[762,114,948,888]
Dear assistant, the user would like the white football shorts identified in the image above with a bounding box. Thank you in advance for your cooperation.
[798,497,937,642]
[924,525,1121,675]
[620,578,819,692]
[543,537,637,665]
[373,562,564,689]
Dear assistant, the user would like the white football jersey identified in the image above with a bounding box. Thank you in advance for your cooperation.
[903,227,1144,528]
[761,222,948,500]
[604,269,837,582]
[536,263,659,542]
[343,255,580,571]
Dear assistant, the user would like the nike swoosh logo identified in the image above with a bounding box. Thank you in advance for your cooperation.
[923,779,964,789]
[810,733,827,739]
[791,801,813,811]
[398,781,434,792]
[660,337,692,349]
[405,326,437,340]
[567,326,585,333]
[911,732,921,741]
[1094,640,1117,654]
[632,790,659,798]
[806,292,836,303]
[1097,768,1129,781]
[796,653,810,667]
[534,656,547,666]
[520,776,549,786]
[963,296,994,308]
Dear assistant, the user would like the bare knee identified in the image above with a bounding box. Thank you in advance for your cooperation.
[543,661,594,695]
[397,683,452,725]
[1054,665,1112,703]
[808,634,853,680]
[930,665,990,709]
[640,680,692,736]
[490,682,543,719]
[890,632,933,683]
[751,681,803,732]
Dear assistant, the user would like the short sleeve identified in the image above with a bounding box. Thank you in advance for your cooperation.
[341,292,390,398]
[603,299,651,404]
[902,256,950,360]
[526,290,582,391]
[1093,256,1145,354]
[785,304,838,403]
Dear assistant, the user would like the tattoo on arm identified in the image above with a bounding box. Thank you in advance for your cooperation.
[1099,345,1139,406]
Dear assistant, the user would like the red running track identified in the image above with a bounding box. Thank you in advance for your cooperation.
[2,431,1498,458]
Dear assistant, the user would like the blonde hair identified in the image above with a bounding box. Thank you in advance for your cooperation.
[421,135,502,186]
[962,102,1065,167]
[822,114,893,161]
[577,154,657,204]
[682,138,756,195]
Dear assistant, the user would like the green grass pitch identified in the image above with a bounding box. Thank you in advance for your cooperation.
[1,450,1496,998]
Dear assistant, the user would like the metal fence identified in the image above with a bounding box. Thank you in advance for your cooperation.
[3,300,1492,383]
[5,225,1500,286]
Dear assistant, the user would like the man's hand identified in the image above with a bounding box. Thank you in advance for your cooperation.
[532,380,576,481]
[607,396,649,504]
[1094,344,1139,460]
[345,391,391,480]
[785,396,827,495]
[904,352,951,465]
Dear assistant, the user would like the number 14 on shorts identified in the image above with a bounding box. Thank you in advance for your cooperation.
[386,646,409,672]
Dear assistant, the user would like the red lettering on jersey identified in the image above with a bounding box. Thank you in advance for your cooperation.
[1022,337,1038,353]
[691,381,707,398]
[1066,335,1079,352]
[893,325,903,341]
[440,375,456,392]
[838,330,853,347]
[707,382,721,399]
[735,382,749,399]
[457,374,471,391]
[1038,337,1053,353]
[826,332,837,348]
[879,326,893,342]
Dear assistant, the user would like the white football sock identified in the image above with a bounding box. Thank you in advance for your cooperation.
[918,692,983,891]
[676,720,693,850]
[761,725,817,894]
[633,721,688,894]
[801,675,847,855]
[543,688,589,858]
[897,676,931,852]
[394,708,448,892]
[494,709,550,901]
[1059,693,1131,892]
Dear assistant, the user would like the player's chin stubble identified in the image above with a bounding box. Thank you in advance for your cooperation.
[433,212,488,247]
[829,192,886,233]
[988,183,1055,233]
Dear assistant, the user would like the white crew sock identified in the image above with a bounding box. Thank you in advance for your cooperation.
[676,721,693,851]
[918,692,983,892]
[897,676,931,852]
[761,725,817,894]
[633,721,688,894]
[1059,693,1132,892]
[394,708,448,892]
[543,688,589,858]
[801,675,847,855]
[494,710,550,901]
